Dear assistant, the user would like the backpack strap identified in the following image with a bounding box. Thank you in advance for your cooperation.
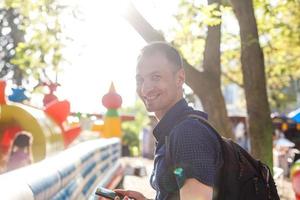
[164,113,225,200]
[184,114,225,200]
[185,114,224,143]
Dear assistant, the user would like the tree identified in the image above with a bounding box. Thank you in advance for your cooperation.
[178,0,300,113]
[206,0,300,112]
[124,0,235,139]
[0,0,64,87]
[229,0,273,166]
[173,0,299,167]
[254,0,300,111]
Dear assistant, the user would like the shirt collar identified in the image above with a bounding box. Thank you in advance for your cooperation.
[153,98,190,143]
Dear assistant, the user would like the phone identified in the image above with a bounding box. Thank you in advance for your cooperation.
[95,187,124,200]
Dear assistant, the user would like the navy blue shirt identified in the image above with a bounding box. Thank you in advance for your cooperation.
[150,99,222,200]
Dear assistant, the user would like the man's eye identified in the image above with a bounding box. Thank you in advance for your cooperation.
[152,75,161,81]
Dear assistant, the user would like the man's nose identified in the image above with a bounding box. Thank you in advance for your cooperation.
[140,81,154,96]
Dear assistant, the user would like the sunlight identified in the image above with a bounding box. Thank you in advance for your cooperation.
[57,0,146,113]
[49,0,179,114]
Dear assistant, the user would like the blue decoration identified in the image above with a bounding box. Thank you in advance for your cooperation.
[8,88,28,102]
[288,108,300,123]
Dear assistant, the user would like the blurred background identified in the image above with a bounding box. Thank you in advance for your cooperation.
[0,0,300,199]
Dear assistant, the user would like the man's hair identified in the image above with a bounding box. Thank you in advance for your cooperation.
[138,42,183,71]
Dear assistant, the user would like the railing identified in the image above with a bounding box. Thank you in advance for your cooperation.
[0,138,122,200]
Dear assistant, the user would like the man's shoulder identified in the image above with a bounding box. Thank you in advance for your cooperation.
[171,117,216,140]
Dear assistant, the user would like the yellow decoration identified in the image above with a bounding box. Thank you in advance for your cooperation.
[0,103,64,162]
[102,117,121,138]
[281,123,288,131]
[91,124,104,133]
[297,123,300,131]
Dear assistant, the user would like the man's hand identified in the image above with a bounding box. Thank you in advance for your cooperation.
[114,189,147,200]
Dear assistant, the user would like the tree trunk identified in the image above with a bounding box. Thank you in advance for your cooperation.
[200,0,233,140]
[230,0,273,167]
[125,1,234,139]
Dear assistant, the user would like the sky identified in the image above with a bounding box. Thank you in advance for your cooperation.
[55,0,179,114]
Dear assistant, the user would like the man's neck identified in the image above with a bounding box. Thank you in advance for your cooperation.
[154,96,183,121]
[155,112,163,121]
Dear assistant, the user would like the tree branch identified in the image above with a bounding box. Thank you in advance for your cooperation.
[222,71,244,88]
[124,1,205,95]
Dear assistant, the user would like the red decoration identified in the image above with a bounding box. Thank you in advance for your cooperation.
[62,126,81,147]
[0,126,22,155]
[120,115,135,122]
[0,80,6,104]
[42,82,60,106]
[43,94,58,106]
[44,100,70,125]
[102,83,122,109]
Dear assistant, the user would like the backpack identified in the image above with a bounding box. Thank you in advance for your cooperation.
[165,114,280,200]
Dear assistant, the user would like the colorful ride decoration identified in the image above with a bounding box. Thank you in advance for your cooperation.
[44,100,81,147]
[0,80,81,166]
[92,83,134,138]
[0,80,6,104]
[8,87,28,103]
[42,82,60,107]
[291,159,300,200]
[0,79,134,173]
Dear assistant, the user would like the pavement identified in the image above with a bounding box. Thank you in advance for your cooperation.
[121,157,156,199]
[121,157,296,200]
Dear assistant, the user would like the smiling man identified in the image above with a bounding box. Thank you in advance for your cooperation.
[115,42,222,200]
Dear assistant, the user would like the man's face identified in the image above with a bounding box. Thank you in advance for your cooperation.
[136,52,184,119]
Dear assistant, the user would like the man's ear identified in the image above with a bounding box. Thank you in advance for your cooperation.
[176,68,185,86]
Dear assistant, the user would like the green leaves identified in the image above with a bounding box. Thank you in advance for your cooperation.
[255,0,300,111]
[1,0,64,86]
[173,1,234,70]
[173,0,300,112]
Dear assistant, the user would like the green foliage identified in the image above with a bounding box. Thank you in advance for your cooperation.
[173,0,243,89]
[173,0,300,112]
[254,0,300,111]
[122,131,140,156]
[173,0,232,68]
[120,100,150,155]
[0,0,64,85]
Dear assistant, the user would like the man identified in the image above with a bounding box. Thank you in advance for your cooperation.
[116,42,222,200]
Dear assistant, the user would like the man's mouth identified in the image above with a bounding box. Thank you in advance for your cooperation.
[144,94,159,102]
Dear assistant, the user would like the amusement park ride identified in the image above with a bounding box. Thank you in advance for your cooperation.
[0,80,133,199]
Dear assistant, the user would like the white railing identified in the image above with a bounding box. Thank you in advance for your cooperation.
[0,138,122,200]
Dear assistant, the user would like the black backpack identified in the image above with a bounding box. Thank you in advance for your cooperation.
[165,114,280,200]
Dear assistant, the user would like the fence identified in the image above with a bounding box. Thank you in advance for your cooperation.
[0,138,122,200]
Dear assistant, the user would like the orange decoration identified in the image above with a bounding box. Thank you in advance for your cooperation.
[62,126,81,147]
[44,100,70,125]
[102,83,122,109]
[0,80,6,105]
